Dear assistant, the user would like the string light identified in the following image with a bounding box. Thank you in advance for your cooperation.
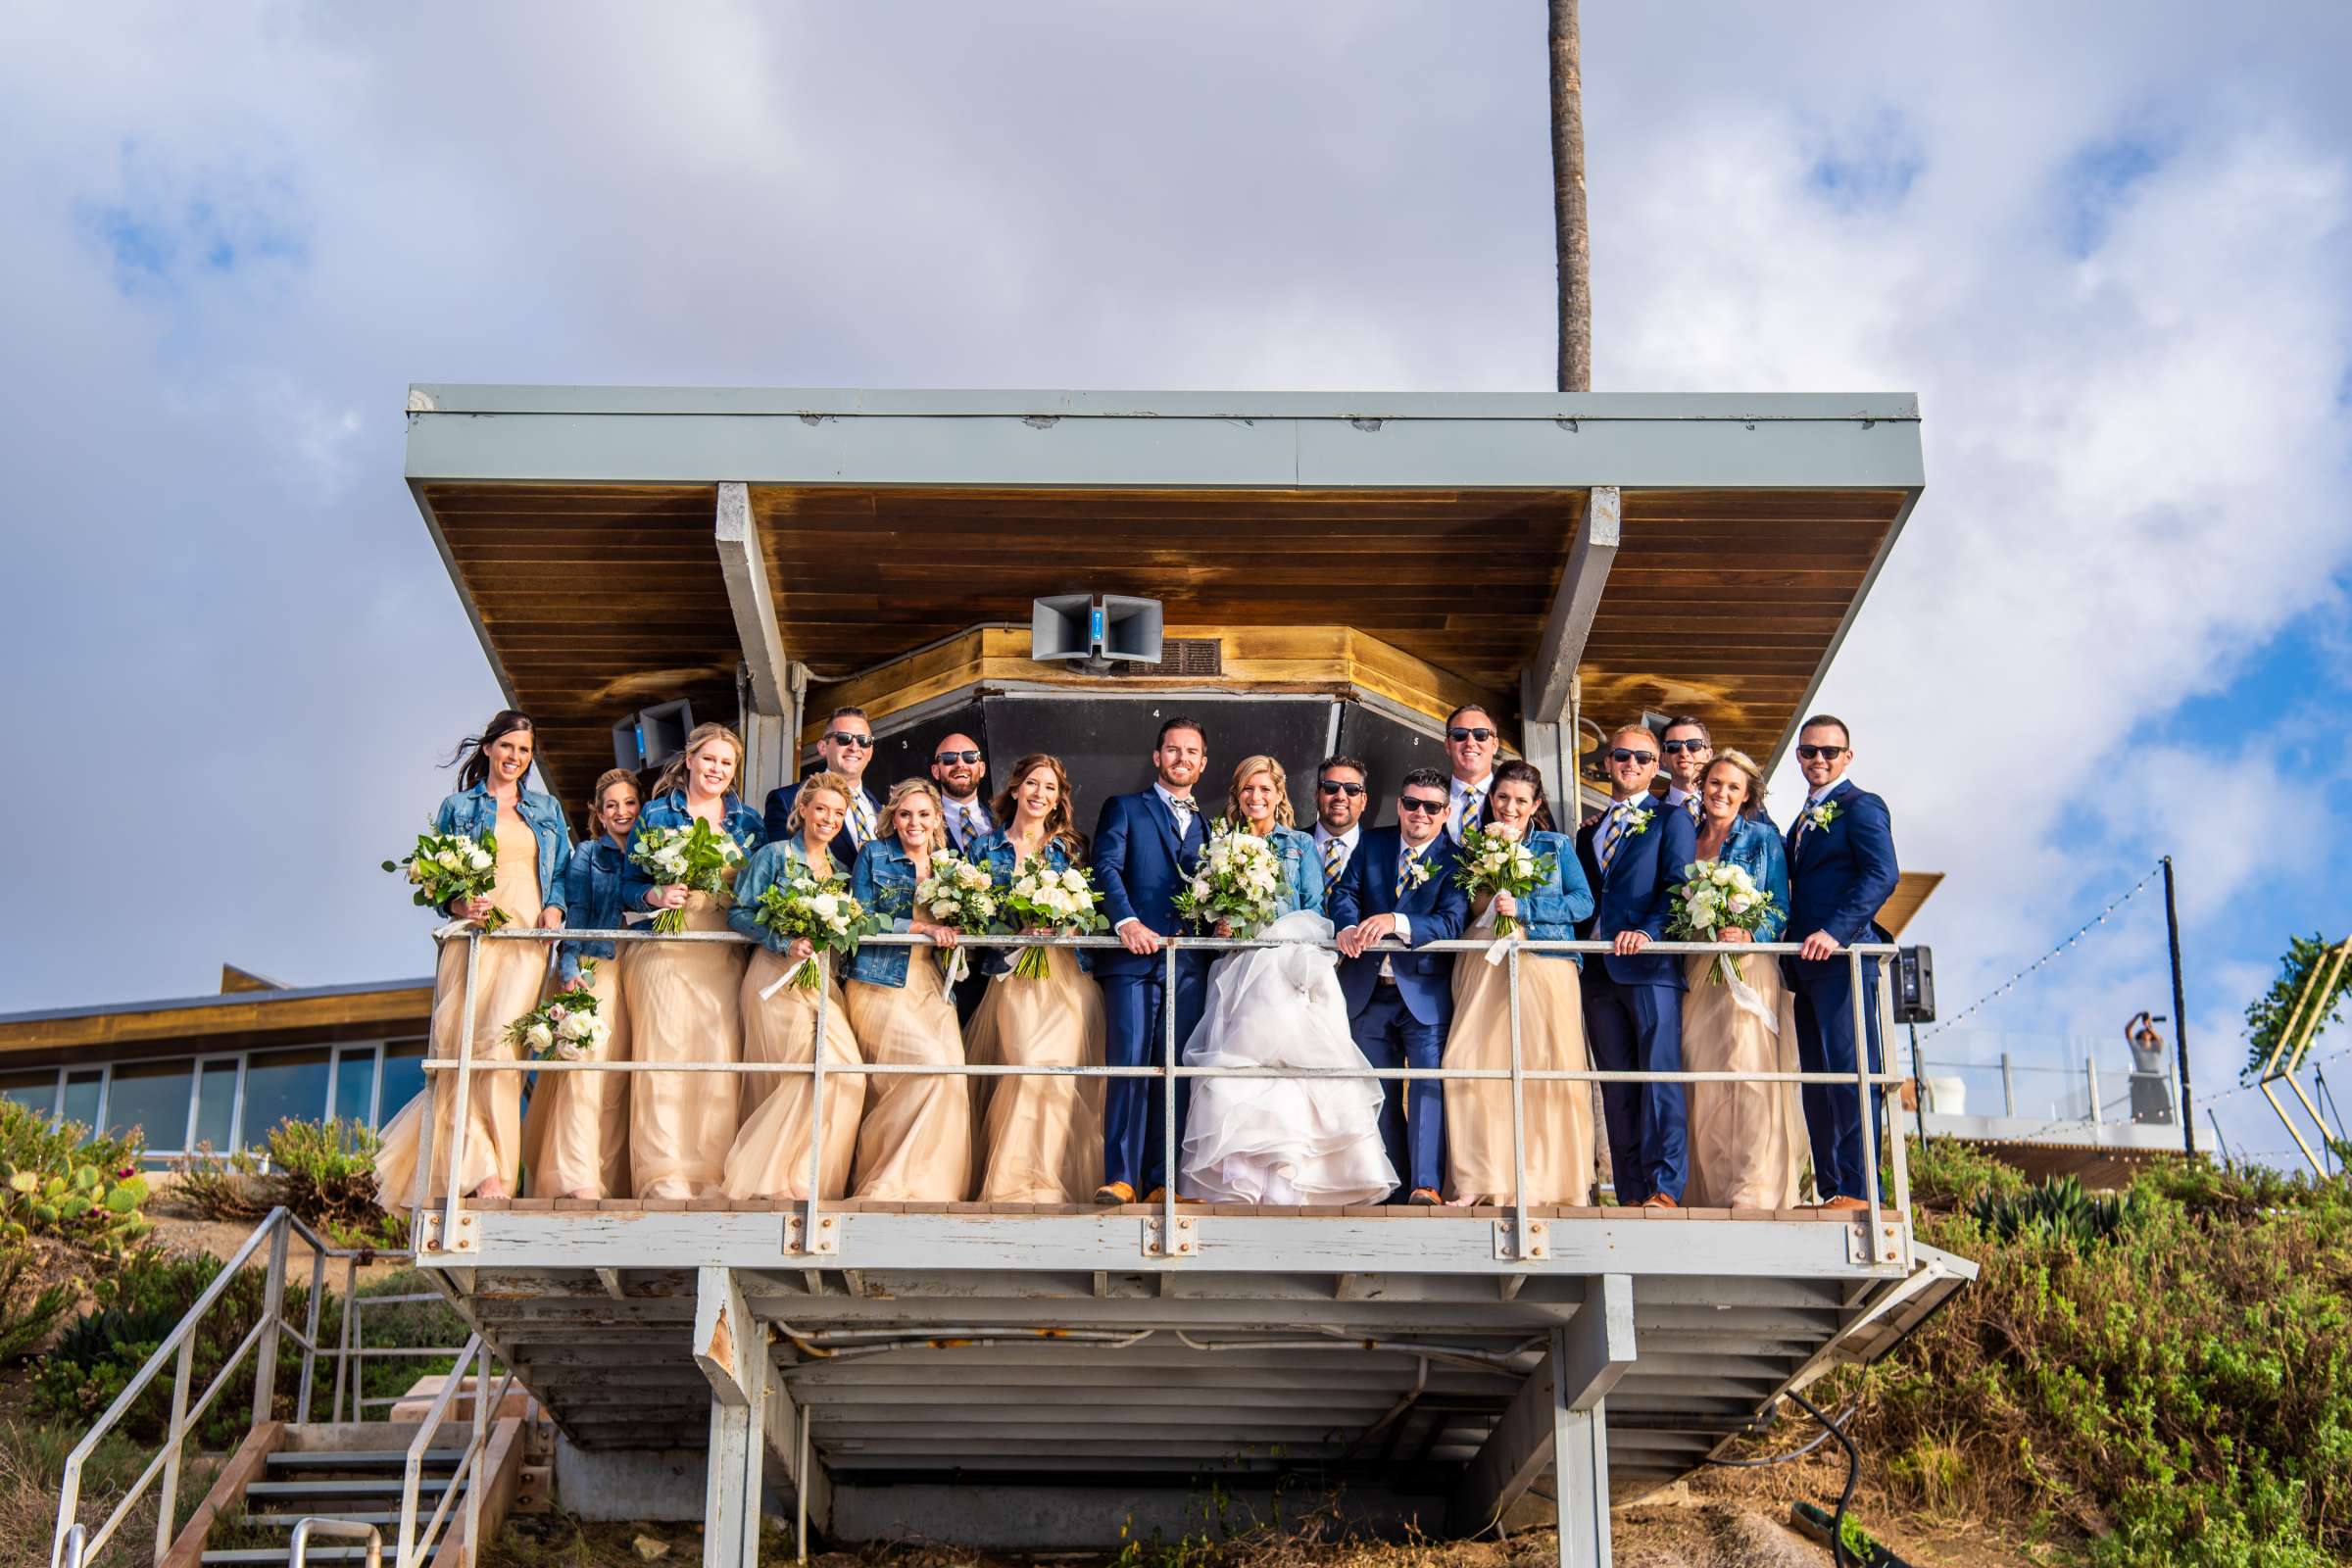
[1920,862,2164,1039]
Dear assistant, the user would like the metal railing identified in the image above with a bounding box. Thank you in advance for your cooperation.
[395,1335,514,1568]
[290,1517,383,1568]
[413,923,1913,1266]
[49,1207,469,1568]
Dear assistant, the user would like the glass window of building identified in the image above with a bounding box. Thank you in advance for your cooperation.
[240,1049,331,1150]
[332,1046,378,1130]
[378,1041,427,1128]
[60,1070,103,1135]
[190,1059,239,1154]
[0,1070,56,1118]
[106,1059,194,1151]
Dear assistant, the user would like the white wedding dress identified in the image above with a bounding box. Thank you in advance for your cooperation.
[1177,911,1398,1205]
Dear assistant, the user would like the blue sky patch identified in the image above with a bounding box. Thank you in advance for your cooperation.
[77,144,309,300]
[1803,108,1925,215]
[2060,132,2172,257]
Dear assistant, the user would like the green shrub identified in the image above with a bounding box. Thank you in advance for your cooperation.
[1904,1135,2029,1208]
[0,1102,151,1253]
[176,1120,405,1250]
[0,1247,74,1362]
[1966,1173,2146,1247]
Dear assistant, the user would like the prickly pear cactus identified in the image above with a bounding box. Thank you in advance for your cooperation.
[0,1156,151,1251]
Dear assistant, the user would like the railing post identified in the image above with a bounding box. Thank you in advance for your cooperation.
[2086,1052,2102,1128]
[1162,938,1179,1238]
[803,954,828,1246]
[253,1216,290,1427]
[298,1229,327,1422]
[1878,964,1911,1264]
[1851,947,1881,1223]
[333,1252,359,1423]
[466,1342,490,1565]
[1506,943,1532,1255]
[153,1336,194,1564]
[438,930,483,1254]
[2001,1052,2016,1117]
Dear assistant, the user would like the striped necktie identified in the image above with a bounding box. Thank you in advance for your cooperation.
[1684,795,1700,822]
[1597,806,1629,872]
[849,792,875,846]
[1321,836,1348,883]
[1451,785,1478,842]
[954,802,980,847]
[1395,848,1418,899]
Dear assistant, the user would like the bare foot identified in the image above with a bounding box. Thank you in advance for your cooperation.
[471,1180,511,1201]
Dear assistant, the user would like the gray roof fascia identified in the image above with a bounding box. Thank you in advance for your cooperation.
[0,976,434,1029]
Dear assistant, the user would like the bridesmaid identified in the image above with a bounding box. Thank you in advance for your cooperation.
[522,768,639,1200]
[1221,755,1324,919]
[1444,760,1597,1206]
[622,722,764,1200]
[1680,750,1806,1209]
[844,780,973,1201]
[967,754,1106,1203]
[373,710,571,1208]
[721,771,867,1201]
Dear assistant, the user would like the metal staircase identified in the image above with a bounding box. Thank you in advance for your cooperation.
[200,1446,464,1565]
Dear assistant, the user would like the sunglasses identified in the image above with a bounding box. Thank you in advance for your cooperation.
[1397,797,1449,815]
[1316,780,1367,798]
[1608,749,1657,765]
[1447,727,1495,744]
[933,750,981,765]
[1794,745,1849,761]
[1661,739,1709,755]
[824,731,873,749]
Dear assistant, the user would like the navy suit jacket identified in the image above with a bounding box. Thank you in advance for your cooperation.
[1091,789,1209,980]
[1328,827,1472,1025]
[1784,779,1899,949]
[1575,798,1698,989]
[761,780,880,868]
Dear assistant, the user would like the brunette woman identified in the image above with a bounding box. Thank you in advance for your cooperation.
[967,754,1106,1203]
[622,722,764,1200]
[374,711,571,1208]
[721,771,867,1201]
[844,780,972,1200]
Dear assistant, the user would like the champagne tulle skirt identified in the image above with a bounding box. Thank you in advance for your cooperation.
[723,951,865,1200]
[967,947,1105,1203]
[846,956,972,1201]
[1446,945,1594,1206]
[1682,952,1807,1208]
[520,953,632,1200]
[625,893,746,1200]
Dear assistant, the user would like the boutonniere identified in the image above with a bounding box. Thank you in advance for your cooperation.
[1623,807,1654,837]
[1401,856,1436,890]
[1807,802,1842,831]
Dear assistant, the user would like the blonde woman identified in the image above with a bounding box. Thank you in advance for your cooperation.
[622,722,764,1200]
[374,710,571,1208]
[522,768,641,1200]
[967,755,1105,1203]
[1219,756,1323,917]
[722,772,867,1201]
[844,780,973,1200]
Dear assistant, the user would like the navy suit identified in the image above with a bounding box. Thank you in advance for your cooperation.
[760,780,881,867]
[1781,779,1900,1201]
[1092,788,1211,1194]
[1329,827,1471,1198]
[1575,798,1698,1203]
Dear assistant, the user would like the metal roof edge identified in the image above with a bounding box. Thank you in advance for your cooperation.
[0,976,434,1029]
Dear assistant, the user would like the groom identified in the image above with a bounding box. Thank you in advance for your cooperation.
[1091,716,1213,1204]
[1332,767,1472,1203]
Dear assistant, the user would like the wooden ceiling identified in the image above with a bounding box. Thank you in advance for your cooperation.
[418,480,1908,805]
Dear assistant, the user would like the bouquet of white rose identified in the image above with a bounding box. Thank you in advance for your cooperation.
[630,819,747,935]
[1451,824,1556,941]
[1667,858,1778,987]
[914,850,1000,985]
[1172,825,1288,939]
[751,873,884,997]
[997,857,1109,980]
[384,826,508,931]
[507,960,611,1061]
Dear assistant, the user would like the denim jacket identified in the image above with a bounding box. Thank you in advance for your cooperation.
[1505,828,1596,966]
[557,836,630,984]
[727,838,846,958]
[845,835,926,988]
[621,791,766,913]
[975,831,1095,976]
[1712,815,1791,944]
[1265,823,1325,916]
[434,783,572,914]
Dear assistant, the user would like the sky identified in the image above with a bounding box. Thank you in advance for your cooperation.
[2,3,2348,1165]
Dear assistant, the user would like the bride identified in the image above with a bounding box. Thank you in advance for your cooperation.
[1176,909,1397,1205]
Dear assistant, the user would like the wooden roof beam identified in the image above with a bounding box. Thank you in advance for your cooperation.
[1526,485,1620,723]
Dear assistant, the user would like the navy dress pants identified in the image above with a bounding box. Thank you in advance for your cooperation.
[1579,966,1687,1203]
[1100,961,1208,1194]
[1348,985,1446,1199]
[1788,955,1885,1201]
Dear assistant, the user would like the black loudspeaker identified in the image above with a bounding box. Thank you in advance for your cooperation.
[1031,594,1164,665]
[1892,946,1936,1024]
[612,699,695,772]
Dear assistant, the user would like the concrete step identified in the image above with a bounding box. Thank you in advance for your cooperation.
[266,1447,465,1470]
[242,1478,451,1499]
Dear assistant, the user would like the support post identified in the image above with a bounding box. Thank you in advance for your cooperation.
[2162,856,2195,1154]
[251,1219,289,1427]
[1449,1274,1632,1550]
[717,481,793,800]
[1526,486,1620,723]
[696,1268,768,1568]
[764,1370,833,1552]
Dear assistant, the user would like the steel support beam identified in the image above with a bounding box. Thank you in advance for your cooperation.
[1448,1274,1633,1547]
[1526,486,1619,724]
[716,481,793,798]
[698,1268,768,1567]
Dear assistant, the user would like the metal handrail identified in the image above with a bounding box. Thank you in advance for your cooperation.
[290,1518,383,1568]
[397,1335,515,1568]
[416,921,1912,1275]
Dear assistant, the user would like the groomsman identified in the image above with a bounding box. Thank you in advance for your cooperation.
[930,731,994,1023]
[1309,754,1370,891]
[1576,724,1699,1207]
[1655,716,1712,820]
[761,707,884,858]
[1780,714,1900,1211]
[1091,717,1213,1204]
[1333,767,1473,1203]
[1442,705,1500,844]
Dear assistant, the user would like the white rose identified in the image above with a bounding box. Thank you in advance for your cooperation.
[436,851,461,870]
[524,1021,555,1052]
[1727,895,1752,914]
[1062,870,1088,893]
[560,1011,595,1040]
[810,893,839,920]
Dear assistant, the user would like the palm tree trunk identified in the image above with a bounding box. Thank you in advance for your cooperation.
[1549,0,1592,393]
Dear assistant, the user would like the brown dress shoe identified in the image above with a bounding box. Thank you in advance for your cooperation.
[1407,1187,1445,1205]
[1094,1181,1137,1205]
[1143,1187,1168,1204]
[1642,1192,1681,1209]
[1816,1195,1872,1212]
